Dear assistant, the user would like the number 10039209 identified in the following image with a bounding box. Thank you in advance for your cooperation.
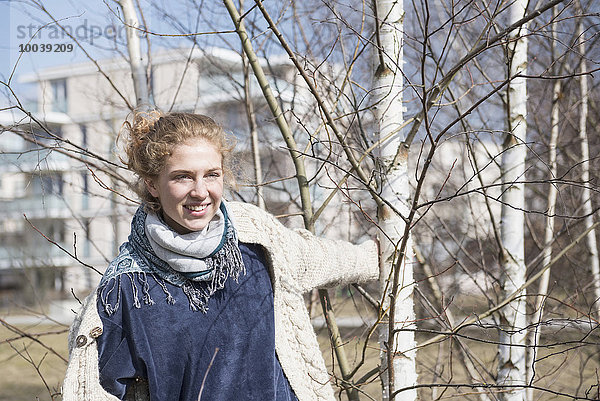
[19,43,74,53]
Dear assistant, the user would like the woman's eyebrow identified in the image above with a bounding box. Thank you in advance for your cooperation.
[169,167,222,174]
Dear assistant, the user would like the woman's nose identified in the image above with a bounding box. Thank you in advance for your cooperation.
[190,179,209,197]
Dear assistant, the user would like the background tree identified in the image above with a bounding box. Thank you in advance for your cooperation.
[371,0,418,399]
[497,0,529,399]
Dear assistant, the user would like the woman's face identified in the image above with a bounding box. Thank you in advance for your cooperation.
[146,138,224,234]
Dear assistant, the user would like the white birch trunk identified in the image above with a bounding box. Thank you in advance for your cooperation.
[498,1,528,400]
[119,0,150,107]
[577,15,600,320]
[525,9,560,399]
[372,0,417,400]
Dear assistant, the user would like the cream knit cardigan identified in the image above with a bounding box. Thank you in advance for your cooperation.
[62,201,379,401]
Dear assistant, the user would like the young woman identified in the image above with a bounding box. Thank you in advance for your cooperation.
[62,112,379,401]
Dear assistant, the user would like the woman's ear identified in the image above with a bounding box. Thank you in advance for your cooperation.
[145,178,159,198]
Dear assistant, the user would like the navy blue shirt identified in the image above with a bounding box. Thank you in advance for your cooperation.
[97,243,297,401]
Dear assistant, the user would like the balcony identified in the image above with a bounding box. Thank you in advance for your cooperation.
[0,194,73,219]
[0,244,73,270]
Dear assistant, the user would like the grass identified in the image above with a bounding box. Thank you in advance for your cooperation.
[0,322,68,401]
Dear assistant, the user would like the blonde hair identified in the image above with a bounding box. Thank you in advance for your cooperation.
[119,110,235,212]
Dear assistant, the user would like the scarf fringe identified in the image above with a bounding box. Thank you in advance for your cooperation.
[100,272,177,317]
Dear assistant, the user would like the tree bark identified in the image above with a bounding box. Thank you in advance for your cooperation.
[372,0,417,400]
[498,1,528,400]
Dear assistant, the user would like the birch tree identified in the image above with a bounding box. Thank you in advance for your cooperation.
[498,1,528,399]
[371,0,417,400]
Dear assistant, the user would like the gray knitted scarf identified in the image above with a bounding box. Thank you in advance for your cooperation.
[99,202,245,314]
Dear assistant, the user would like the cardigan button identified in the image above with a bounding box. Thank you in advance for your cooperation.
[89,327,103,338]
[75,335,87,347]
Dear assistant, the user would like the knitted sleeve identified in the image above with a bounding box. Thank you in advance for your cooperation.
[230,201,380,293]
[288,227,379,292]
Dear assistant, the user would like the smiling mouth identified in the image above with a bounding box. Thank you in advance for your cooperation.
[185,204,209,212]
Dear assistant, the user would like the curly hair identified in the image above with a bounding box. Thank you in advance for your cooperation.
[118,110,236,212]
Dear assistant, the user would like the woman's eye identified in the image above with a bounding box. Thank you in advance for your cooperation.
[174,174,192,181]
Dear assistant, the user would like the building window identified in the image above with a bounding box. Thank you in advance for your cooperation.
[84,218,91,258]
[32,172,64,196]
[82,171,89,210]
[80,124,87,148]
[50,79,67,113]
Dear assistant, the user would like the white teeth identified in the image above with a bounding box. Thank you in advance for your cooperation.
[186,205,207,212]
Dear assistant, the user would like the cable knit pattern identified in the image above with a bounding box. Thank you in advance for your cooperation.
[62,201,379,401]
